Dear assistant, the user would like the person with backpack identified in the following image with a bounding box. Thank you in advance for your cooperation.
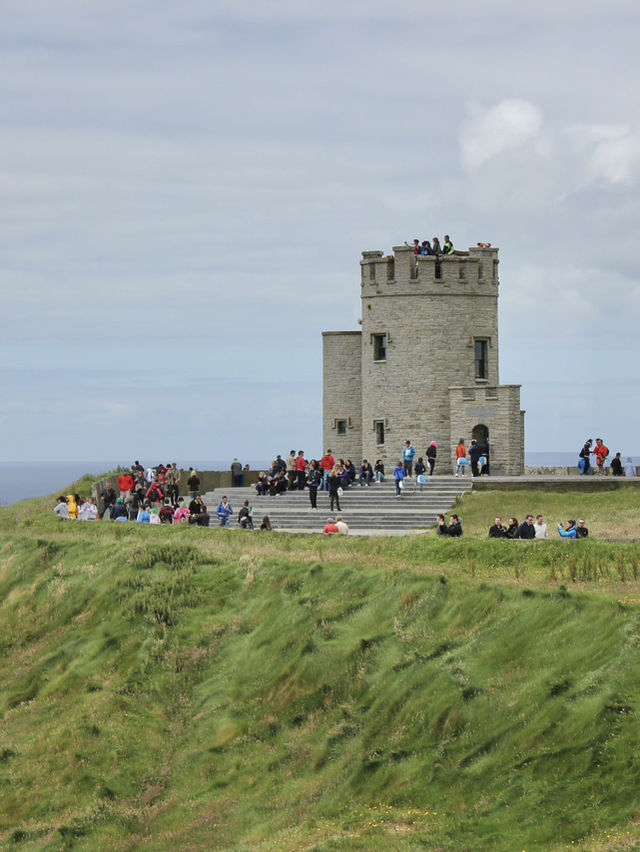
[591,438,609,474]
[413,457,427,491]
[146,480,164,506]
[238,499,254,529]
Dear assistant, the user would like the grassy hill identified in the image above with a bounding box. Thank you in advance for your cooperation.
[1,482,640,850]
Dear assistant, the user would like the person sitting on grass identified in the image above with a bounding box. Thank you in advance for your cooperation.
[558,520,578,539]
[137,503,151,524]
[53,496,69,520]
[436,513,463,537]
[193,505,211,527]
[576,519,589,538]
[517,515,536,540]
[335,515,349,535]
[260,515,272,531]
[505,517,519,539]
[488,517,506,538]
[323,517,340,535]
[534,515,548,539]
[173,500,190,524]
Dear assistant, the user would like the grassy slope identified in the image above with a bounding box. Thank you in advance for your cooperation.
[1,484,640,850]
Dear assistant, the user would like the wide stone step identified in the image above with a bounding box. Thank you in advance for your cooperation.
[200,476,472,534]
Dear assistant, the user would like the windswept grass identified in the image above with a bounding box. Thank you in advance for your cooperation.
[1,479,640,850]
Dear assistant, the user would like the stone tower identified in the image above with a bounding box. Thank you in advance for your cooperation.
[322,244,524,474]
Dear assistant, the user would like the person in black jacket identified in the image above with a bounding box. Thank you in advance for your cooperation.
[610,453,623,476]
[426,442,437,476]
[469,440,482,477]
[437,513,463,537]
[100,481,117,519]
[505,517,519,539]
[517,515,536,539]
[489,517,507,538]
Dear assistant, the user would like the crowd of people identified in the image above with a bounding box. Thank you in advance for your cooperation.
[255,450,387,512]
[488,515,589,539]
[52,446,627,538]
[578,439,636,476]
[52,460,276,530]
[404,234,457,258]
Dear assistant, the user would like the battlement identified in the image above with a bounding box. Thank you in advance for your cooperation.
[360,245,499,296]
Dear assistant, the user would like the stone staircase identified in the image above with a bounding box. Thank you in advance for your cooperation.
[201,476,474,535]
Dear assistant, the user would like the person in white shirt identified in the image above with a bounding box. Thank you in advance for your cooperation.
[534,515,548,540]
[77,498,98,521]
[53,496,69,520]
[335,515,350,535]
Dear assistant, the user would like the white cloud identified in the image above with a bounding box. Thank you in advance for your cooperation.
[460,99,544,171]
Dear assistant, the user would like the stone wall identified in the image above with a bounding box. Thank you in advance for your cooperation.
[322,331,363,463]
[322,244,525,473]
[449,385,524,475]
[360,246,501,470]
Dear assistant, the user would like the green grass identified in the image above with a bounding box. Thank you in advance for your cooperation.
[2,481,640,850]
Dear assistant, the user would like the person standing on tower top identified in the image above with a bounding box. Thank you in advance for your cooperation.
[404,239,421,255]
[443,235,455,255]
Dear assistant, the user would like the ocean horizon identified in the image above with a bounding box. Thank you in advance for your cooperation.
[1,452,638,507]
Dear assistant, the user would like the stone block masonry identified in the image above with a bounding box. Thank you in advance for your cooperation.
[323,244,525,474]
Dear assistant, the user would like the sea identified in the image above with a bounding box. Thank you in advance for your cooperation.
[0,460,272,507]
[1,453,638,507]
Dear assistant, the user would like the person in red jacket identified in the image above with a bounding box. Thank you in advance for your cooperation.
[323,518,339,535]
[295,450,308,491]
[592,438,609,474]
[146,480,164,505]
[320,449,335,491]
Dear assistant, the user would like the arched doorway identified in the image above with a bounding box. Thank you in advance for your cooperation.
[471,424,489,475]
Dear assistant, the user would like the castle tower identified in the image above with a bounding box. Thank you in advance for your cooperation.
[322,245,524,474]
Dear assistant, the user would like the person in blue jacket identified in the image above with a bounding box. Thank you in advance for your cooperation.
[403,440,416,476]
[393,461,405,500]
[216,496,233,528]
[558,520,578,539]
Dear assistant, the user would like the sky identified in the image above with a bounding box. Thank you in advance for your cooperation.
[2,0,640,463]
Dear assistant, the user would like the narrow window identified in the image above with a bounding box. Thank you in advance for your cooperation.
[373,333,387,362]
[435,261,442,280]
[474,339,488,379]
[374,421,385,445]
[478,263,484,281]
[369,263,376,281]
[386,258,394,280]
[336,419,347,436]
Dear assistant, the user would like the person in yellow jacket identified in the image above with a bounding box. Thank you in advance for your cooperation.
[66,493,78,519]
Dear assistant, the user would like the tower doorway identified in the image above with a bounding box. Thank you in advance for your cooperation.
[471,424,489,475]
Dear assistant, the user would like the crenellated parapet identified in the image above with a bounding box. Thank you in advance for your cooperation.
[360,245,499,297]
